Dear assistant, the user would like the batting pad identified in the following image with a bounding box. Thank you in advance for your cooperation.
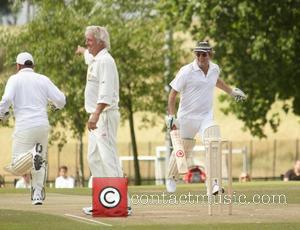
[204,125,221,179]
[4,150,33,176]
[170,130,188,174]
[31,161,47,200]
[182,139,196,169]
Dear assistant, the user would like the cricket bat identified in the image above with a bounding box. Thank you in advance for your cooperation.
[170,129,188,174]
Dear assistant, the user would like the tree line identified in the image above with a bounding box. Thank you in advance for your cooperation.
[0,0,299,184]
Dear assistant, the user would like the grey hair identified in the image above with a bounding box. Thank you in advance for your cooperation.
[85,25,111,50]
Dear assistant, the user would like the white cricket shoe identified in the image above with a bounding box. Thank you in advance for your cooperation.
[166,178,176,193]
[82,206,93,215]
[32,188,43,205]
[211,183,225,196]
[127,206,133,216]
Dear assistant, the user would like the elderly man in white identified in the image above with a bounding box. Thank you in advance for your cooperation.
[76,26,131,215]
[166,41,246,194]
[0,52,65,204]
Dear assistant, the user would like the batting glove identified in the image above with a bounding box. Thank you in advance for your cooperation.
[0,111,10,122]
[165,115,179,130]
[230,88,247,102]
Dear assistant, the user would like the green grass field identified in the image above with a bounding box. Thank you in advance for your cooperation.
[0,181,299,229]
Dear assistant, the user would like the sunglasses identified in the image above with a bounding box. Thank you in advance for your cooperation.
[195,52,208,57]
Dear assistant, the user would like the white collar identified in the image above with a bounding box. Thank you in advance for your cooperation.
[192,60,215,72]
[192,60,201,71]
[18,68,34,73]
[94,48,108,60]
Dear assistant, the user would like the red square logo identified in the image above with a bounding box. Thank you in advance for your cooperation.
[92,177,128,217]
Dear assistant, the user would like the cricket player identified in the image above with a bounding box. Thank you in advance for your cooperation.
[76,26,131,215]
[0,52,66,204]
[166,41,246,193]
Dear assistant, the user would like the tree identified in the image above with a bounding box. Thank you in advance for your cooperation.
[0,0,12,24]
[170,0,300,138]
[0,0,23,25]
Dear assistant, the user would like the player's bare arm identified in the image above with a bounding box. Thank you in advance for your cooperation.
[88,103,108,131]
[75,45,86,55]
[216,78,247,101]
[168,89,178,115]
[216,78,232,94]
[166,89,179,130]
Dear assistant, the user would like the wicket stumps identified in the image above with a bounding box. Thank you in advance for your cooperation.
[206,140,233,216]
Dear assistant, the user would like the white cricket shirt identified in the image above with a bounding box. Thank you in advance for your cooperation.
[15,178,30,189]
[0,68,66,131]
[170,60,220,119]
[84,48,119,113]
[55,176,75,188]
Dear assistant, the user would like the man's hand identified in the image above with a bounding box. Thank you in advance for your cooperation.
[230,88,247,102]
[88,113,100,131]
[49,103,59,111]
[0,112,10,123]
[76,45,86,55]
[165,115,179,130]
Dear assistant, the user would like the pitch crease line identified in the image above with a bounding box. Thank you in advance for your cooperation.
[64,213,113,227]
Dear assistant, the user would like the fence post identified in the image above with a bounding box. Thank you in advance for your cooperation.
[148,142,152,183]
[148,142,152,155]
[57,146,60,171]
[249,140,253,177]
[273,139,277,178]
[296,139,299,161]
[128,142,132,179]
[243,146,248,173]
[128,142,131,156]
[75,142,78,178]
[75,143,79,187]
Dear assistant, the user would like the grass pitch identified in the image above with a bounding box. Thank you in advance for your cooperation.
[0,181,299,230]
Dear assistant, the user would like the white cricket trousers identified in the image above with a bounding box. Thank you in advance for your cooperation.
[12,126,49,190]
[87,110,123,177]
[12,126,49,162]
[178,114,216,140]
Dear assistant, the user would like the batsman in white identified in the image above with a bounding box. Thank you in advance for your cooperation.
[76,26,131,215]
[166,41,246,193]
[0,52,66,204]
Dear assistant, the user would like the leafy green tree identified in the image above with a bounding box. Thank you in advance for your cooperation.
[0,0,13,24]
[0,0,23,25]
[169,0,300,138]
[0,0,11,18]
